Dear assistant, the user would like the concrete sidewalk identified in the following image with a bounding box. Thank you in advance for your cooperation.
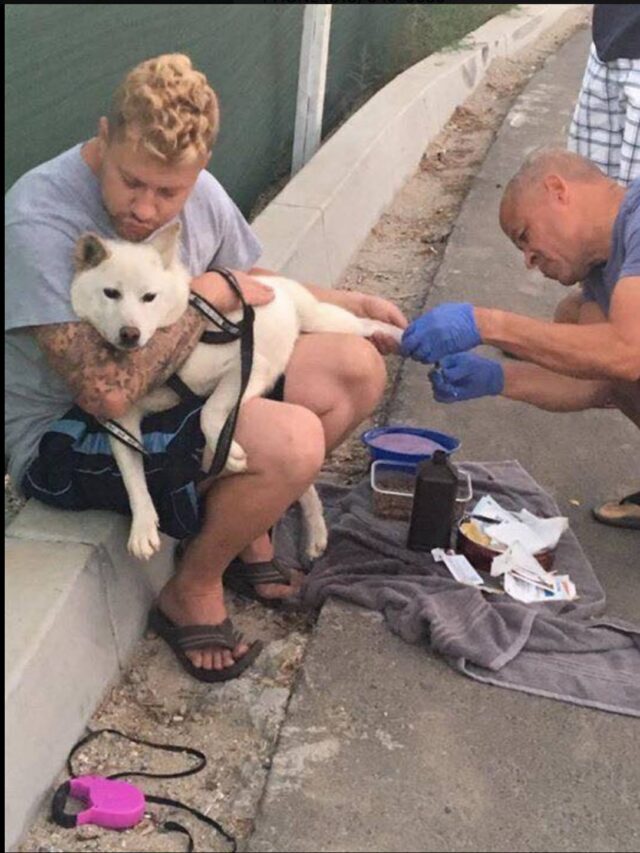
[248,28,640,853]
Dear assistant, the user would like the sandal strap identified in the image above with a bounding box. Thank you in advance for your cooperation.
[174,536,194,563]
[166,617,242,652]
[621,491,640,507]
[231,559,291,586]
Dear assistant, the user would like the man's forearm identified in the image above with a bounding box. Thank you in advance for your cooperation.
[249,266,356,310]
[299,281,359,310]
[476,308,640,381]
[502,361,613,411]
[249,265,407,334]
[32,306,205,420]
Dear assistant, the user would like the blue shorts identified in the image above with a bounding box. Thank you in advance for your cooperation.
[22,376,286,541]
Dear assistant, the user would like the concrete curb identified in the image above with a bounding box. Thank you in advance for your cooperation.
[252,4,586,286]
[5,503,174,850]
[4,5,587,849]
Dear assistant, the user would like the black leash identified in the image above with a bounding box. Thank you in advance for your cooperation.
[99,418,149,456]
[187,291,243,342]
[188,267,255,479]
[51,727,237,852]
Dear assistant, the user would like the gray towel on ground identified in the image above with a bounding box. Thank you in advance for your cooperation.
[274,461,640,717]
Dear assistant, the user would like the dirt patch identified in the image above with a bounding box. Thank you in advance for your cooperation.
[17,8,590,852]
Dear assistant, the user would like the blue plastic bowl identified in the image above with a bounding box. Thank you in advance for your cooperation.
[361,425,461,470]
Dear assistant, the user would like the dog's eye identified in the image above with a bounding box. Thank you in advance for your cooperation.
[103,288,121,300]
[142,293,157,303]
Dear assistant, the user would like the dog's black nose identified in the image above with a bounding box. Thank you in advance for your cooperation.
[119,326,141,347]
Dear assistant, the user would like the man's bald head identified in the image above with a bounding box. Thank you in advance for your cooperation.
[498,147,622,286]
[500,147,605,226]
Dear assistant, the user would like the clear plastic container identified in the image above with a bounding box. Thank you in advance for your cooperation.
[370,460,473,523]
[370,461,417,520]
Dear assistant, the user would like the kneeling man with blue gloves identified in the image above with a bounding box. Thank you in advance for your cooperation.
[400,148,640,530]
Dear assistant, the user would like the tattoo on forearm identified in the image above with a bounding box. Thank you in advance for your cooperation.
[31,306,205,416]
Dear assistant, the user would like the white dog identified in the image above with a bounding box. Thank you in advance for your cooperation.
[70,223,402,560]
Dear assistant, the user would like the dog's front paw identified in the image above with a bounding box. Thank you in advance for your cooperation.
[224,440,248,474]
[128,511,161,561]
[305,516,328,561]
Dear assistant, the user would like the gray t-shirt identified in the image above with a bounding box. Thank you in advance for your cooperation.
[5,143,262,492]
[583,178,640,315]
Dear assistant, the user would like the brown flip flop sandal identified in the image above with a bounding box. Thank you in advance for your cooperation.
[223,558,301,609]
[592,491,640,530]
[149,607,263,683]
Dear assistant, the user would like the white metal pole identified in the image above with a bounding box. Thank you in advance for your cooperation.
[291,4,332,176]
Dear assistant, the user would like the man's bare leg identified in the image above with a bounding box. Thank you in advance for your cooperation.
[553,286,587,324]
[611,381,640,428]
[239,334,387,579]
[567,300,640,525]
[157,397,325,672]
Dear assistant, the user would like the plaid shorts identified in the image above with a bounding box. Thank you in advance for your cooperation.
[568,42,640,186]
[23,376,286,541]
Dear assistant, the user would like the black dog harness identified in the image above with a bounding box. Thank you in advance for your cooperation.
[101,266,255,479]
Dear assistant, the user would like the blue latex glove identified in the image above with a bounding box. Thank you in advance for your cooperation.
[429,353,504,403]
[400,303,482,364]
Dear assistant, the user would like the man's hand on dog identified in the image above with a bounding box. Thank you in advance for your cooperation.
[191,270,275,314]
[342,292,408,355]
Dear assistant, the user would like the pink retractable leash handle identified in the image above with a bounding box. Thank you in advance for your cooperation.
[52,775,145,829]
[50,727,237,851]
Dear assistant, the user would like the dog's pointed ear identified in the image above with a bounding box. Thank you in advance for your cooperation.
[74,233,110,272]
[149,221,182,269]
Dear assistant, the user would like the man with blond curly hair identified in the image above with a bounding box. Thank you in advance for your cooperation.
[5,54,406,681]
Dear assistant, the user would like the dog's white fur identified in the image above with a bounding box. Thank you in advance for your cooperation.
[70,223,402,560]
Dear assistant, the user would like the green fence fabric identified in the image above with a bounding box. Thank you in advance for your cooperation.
[324,4,512,136]
[5,4,512,217]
